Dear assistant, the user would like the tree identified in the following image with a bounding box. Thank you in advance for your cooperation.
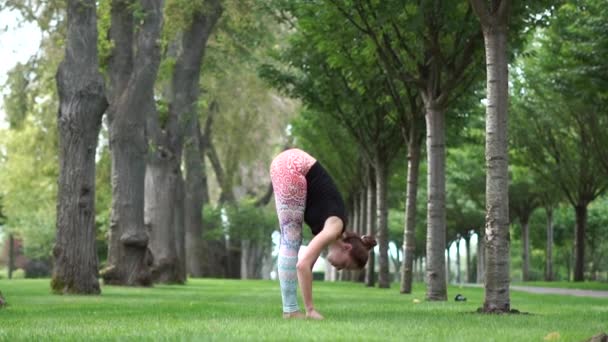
[469,0,512,313]
[509,167,541,281]
[328,0,485,300]
[52,0,108,294]
[172,1,224,278]
[102,0,164,286]
[512,0,608,282]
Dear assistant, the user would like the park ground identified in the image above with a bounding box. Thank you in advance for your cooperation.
[0,279,606,341]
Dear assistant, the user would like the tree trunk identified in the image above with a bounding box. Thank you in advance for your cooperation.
[8,234,14,279]
[477,230,485,283]
[400,130,422,294]
[365,168,377,287]
[446,243,451,284]
[178,6,223,278]
[52,0,107,294]
[521,217,530,281]
[465,235,471,283]
[573,204,587,281]
[456,237,461,284]
[174,173,187,283]
[145,156,180,283]
[424,103,447,301]
[545,206,554,281]
[375,158,390,288]
[481,23,511,312]
[185,117,205,277]
[103,0,165,287]
[354,187,367,282]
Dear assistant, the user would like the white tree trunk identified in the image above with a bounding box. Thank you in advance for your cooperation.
[365,169,377,287]
[425,103,447,300]
[400,131,422,293]
[482,24,511,312]
[376,158,390,288]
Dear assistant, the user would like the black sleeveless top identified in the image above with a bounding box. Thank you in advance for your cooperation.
[304,161,347,235]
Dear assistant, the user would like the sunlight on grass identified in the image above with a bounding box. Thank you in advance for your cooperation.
[0,279,606,341]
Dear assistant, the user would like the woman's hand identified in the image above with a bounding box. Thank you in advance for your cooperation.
[306,309,325,320]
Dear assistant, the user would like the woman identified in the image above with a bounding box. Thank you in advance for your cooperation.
[270,148,377,320]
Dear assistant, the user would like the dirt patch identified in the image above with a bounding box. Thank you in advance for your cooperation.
[475,307,530,315]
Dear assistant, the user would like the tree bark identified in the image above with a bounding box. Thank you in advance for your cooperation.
[545,206,554,281]
[424,103,447,300]
[8,234,14,279]
[400,130,422,294]
[521,217,530,281]
[375,158,390,288]
[477,229,485,283]
[174,173,187,283]
[456,237,461,284]
[355,186,367,282]
[446,243,451,284]
[573,204,587,281]
[103,0,165,287]
[481,22,511,312]
[52,0,107,294]
[365,168,377,287]
[464,234,471,283]
[178,5,223,278]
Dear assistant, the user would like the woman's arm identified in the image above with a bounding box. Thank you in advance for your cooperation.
[296,217,343,318]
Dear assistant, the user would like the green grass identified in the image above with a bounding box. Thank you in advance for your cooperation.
[512,281,608,291]
[0,279,606,341]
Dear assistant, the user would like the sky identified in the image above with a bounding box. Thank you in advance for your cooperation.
[0,9,42,129]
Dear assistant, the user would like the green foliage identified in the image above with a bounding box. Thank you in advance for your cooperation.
[0,122,57,259]
[201,205,223,240]
[225,200,276,246]
[0,279,607,340]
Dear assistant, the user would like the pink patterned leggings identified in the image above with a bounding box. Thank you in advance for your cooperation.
[270,149,316,313]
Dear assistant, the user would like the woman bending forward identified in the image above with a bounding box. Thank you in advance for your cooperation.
[270,148,377,320]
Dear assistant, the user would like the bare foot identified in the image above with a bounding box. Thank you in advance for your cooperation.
[306,309,324,320]
[283,311,306,319]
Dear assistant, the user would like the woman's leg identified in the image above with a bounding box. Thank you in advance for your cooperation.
[270,151,310,314]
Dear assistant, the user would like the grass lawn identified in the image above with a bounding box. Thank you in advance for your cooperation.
[0,279,607,341]
[512,281,608,291]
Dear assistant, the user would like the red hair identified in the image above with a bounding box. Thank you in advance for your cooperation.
[342,231,377,269]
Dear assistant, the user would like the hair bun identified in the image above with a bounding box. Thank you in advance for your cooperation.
[361,235,377,250]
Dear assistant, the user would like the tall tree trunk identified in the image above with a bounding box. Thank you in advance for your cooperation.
[375,158,390,288]
[477,229,485,283]
[178,5,223,278]
[573,204,587,281]
[353,195,360,234]
[365,168,377,287]
[52,0,107,294]
[465,234,471,283]
[472,0,512,311]
[103,0,164,287]
[521,217,530,281]
[424,103,447,300]
[8,234,14,279]
[456,237,461,284]
[545,206,554,281]
[145,156,180,283]
[174,173,186,282]
[355,187,367,282]
[446,243,451,284]
[199,109,225,278]
[400,130,422,294]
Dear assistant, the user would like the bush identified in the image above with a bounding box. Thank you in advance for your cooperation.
[11,268,25,279]
[25,259,51,278]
